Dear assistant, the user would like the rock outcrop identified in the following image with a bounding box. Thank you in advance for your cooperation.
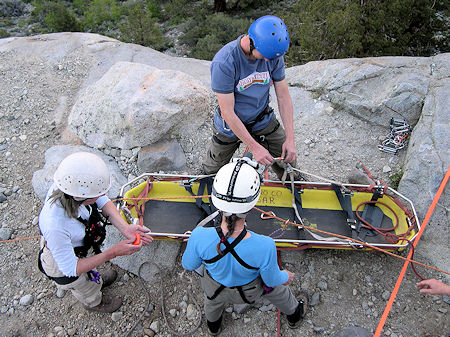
[69,61,210,150]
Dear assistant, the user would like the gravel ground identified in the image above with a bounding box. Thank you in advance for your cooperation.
[0,44,449,337]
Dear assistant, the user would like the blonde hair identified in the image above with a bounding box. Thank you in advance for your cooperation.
[49,189,82,219]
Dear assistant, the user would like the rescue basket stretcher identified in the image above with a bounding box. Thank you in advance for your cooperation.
[117,173,420,251]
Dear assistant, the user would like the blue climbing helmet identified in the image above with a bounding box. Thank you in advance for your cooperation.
[248,15,289,60]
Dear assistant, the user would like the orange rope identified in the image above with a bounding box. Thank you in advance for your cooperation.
[253,206,450,276]
[374,167,450,337]
[0,235,40,243]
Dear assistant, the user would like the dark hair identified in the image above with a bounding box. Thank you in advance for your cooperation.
[216,213,240,255]
[49,189,83,219]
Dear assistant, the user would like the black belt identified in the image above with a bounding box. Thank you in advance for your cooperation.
[205,270,259,304]
[38,247,79,285]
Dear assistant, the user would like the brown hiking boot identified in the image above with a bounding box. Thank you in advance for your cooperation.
[83,295,122,313]
[101,269,118,289]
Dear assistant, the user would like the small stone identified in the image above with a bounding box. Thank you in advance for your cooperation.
[54,326,64,333]
[310,292,320,307]
[19,294,34,306]
[317,281,328,290]
[19,135,27,141]
[32,217,39,226]
[56,289,66,298]
[382,290,390,301]
[243,317,251,323]
[169,308,177,317]
[0,228,12,240]
[383,165,392,173]
[122,274,130,282]
[438,308,447,314]
[67,328,77,336]
[149,320,160,333]
[143,328,155,337]
[111,311,123,322]
[186,304,196,320]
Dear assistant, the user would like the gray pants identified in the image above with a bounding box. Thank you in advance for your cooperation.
[200,271,298,322]
[203,117,296,179]
[40,243,103,307]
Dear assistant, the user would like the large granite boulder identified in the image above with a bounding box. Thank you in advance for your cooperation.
[69,61,210,150]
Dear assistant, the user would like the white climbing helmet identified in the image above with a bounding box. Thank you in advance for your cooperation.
[211,159,261,215]
[53,152,111,199]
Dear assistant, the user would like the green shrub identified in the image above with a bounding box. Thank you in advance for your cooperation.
[30,1,81,33]
[284,0,447,65]
[119,1,167,50]
[83,0,121,32]
[0,29,11,38]
[389,169,404,190]
[182,12,250,60]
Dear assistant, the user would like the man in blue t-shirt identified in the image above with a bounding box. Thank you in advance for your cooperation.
[203,15,298,180]
[183,158,308,335]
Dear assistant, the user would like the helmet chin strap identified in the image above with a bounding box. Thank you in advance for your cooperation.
[222,211,249,219]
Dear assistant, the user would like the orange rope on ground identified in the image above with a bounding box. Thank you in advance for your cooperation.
[0,235,40,244]
[373,167,450,337]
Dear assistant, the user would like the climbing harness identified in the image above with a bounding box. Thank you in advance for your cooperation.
[74,203,110,257]
[378,117,410,154]
[203,226,259,304]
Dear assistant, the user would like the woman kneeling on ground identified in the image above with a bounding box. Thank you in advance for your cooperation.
[38,152,152,313]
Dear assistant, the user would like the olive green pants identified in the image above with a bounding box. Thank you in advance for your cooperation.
[202,117,296,179]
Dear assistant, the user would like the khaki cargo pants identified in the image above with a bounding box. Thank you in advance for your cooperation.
[39,242,103,308]
[202,117,296,179]
[200,270,298,322]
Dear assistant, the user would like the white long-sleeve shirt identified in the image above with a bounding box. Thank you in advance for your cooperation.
[38,184,109,277]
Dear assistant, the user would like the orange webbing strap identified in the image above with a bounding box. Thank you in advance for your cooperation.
[374,167,449,337]
[132,178,152,227]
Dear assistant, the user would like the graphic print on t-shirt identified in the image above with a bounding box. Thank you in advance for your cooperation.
[236,71,270,92]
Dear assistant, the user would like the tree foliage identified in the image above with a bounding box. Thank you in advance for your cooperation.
[119,1,166,50]
[181,12,250,60]
[83,0,121,32]
[30,1,81,33]
[284,0,448,65]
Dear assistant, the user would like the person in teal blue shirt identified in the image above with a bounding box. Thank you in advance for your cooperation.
[182,158,308,335]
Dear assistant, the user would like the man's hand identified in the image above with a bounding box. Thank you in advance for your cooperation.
[282,269,295,285]
[417,278,450,295]
[251,143,274,166]
[281,139,298,163]
[122,224,153,246]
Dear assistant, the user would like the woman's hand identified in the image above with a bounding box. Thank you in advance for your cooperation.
[111,238,142,257]
[122,224,153,245]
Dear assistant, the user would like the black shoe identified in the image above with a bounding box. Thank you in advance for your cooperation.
[207,316,222,336]
[287,291,309,329]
